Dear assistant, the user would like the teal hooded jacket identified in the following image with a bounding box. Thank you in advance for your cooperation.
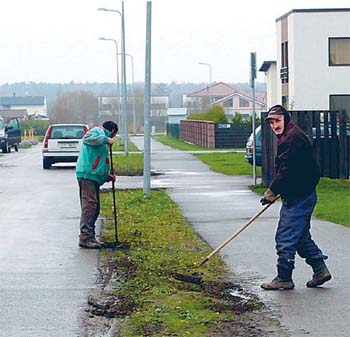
[76,126,111,185]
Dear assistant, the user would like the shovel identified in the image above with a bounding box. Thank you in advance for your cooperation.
[172,197,279,284]
[103,144,130,250]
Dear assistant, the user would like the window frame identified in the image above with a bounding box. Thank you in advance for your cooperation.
[328,37,350,67]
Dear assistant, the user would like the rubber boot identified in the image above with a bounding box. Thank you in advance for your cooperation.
[306,259,332,288]
[261,265,295,290]
[79,232,103,249]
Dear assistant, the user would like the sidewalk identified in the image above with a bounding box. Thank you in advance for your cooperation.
[117,136,350,337]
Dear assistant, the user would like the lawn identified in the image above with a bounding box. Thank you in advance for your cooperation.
[195,152,261,176]
[153,135,242,152]
[113,136,140,152]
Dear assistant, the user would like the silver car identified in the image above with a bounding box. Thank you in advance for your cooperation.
[42,124,89,169]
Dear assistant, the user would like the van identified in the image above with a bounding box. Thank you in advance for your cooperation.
[0,117,22,153]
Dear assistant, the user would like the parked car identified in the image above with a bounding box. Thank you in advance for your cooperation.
[42,124,89,169]
[0,117,21,153]
[245,125,262,166]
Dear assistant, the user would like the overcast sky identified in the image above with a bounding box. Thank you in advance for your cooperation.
[0,0,348,84]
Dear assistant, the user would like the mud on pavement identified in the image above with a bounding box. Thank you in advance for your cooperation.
[80,251,288,337]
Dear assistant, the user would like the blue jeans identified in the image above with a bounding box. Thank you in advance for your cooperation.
[276,191,327,271]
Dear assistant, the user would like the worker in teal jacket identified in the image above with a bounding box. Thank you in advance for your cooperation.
[76,121,118,249]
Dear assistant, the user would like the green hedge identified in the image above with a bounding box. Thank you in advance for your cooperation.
[188,106,228,123]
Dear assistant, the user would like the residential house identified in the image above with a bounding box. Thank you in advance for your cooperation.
[263,8,350,113]
[259,61,278,109]
[183,82,266,119]
[0,95,48,119]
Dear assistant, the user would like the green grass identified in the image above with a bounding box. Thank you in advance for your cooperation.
[113,153,143,176]
[153,135,242,152]
[250,178,350,227]
[195,152,261,176]
[100,189,237,337]
[113,136,140,152]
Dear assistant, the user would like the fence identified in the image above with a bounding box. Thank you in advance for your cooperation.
[261,110,349,186]
[180,120,252,148]
[166,123,180,139]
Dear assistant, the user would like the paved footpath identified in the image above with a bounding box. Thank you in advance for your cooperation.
[119,136,350,337]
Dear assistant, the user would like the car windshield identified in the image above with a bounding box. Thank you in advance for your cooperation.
[50,126,85,139]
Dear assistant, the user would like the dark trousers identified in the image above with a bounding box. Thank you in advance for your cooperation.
[276,191,327,276]
[78,178,100,240]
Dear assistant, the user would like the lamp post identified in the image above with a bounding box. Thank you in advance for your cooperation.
[98,37,121,134]
[98,5,129,156]
[118,52,136,134]
[198,62,212,110]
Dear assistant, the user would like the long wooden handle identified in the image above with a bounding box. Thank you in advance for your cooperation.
[198,199,278,267]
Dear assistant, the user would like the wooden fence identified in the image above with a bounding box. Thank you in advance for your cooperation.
[180,120,252,148]
[261,110,349,186]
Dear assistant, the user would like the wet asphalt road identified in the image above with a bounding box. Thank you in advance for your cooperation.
[130,136,350,337]
[0,146,99,337]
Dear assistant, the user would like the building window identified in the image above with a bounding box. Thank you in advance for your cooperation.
[223,98,233,108]
[329,38,350,66]
[281,41,289,84]
[330,95,350,115]
[239,98,249,107]
[282,96,289,109]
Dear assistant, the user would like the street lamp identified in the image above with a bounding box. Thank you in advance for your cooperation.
[98,37,121,135]
[198,62,212,109]
[98,4,129,156]
[118,52,136,134]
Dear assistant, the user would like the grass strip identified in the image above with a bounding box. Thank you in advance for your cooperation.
[153,135,242,152]
[99,189,259,337]
[195,152,261,176]
[250,178,350,227]
[113,153,143,176]
[113,136,140,152]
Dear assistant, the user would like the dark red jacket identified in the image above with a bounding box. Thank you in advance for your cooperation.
[270,120,320,200]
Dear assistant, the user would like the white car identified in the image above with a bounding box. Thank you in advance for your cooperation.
[42,124,89,169]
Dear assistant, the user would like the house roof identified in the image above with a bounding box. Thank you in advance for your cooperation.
[187,82,237,97]
[259,61,276,72]
[167,108,187,116]
[213,91,265,106]
[0,96,45,106]
[276,8,350,22]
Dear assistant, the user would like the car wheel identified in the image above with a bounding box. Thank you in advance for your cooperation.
[2,141,8,153]
[7,145,11,153]
[43,158,51,169]
[14,144,18,152]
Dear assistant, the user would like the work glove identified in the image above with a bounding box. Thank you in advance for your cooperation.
[260,188,277,205]
[107,173,116,183]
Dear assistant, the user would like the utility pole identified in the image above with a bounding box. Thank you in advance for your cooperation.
[250,52,257,186]
[143,1,152,196]
[121,1,129,156]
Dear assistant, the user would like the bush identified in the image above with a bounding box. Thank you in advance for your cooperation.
[188,106,228,123]
[20,120,50,136]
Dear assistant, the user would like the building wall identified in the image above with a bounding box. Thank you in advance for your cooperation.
[277,10,350,110]
[10,104,47,117]
[266,63,278,109]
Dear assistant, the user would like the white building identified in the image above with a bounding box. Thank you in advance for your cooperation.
[263,8,350,113]
[0,96,47,119]
[167,108,187,124]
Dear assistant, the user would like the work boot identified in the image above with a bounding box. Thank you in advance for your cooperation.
[306,268,332,288]
[79,238,103,249]
[261,277,295,290]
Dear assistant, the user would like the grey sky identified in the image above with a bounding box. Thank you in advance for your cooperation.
[0,0,348,84]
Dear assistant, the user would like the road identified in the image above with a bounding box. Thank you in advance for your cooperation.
[0,146,99,337]
[130,136,350,337]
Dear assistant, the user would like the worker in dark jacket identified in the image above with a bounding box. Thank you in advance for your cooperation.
[260,105,331,290]
[76,121,118,249]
